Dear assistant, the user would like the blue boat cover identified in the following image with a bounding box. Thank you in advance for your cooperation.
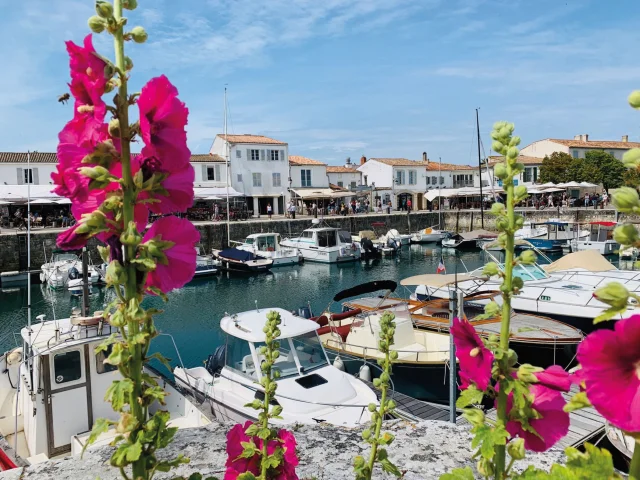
[219,248,256,262]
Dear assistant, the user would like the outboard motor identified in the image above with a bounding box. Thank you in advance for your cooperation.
[68,267,80,280]
[204,345,226,376]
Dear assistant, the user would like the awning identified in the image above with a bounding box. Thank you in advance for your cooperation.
[541,187,565,193]
[194,187,244,198]
[291,188,353,199]
[425,187,504,202]
[0,185,58,200]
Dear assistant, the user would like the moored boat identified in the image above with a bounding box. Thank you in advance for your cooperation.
[281,224,361,263]
[443,229,497,250]
[194,246,218,277]
[525,220,589,252]
[236,232,303,267]
[411,227,449,244]
[40,251,100,289]
[568,221,619,255]
[213,248,274,273]
[174,307,377,427]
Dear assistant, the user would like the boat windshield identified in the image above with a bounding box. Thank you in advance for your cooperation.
[317,230,337,247]
[510,263,547,281]
[54,253,79,262]
[289,331,328,374]
[244,238,255,245]
[338,231,352,244]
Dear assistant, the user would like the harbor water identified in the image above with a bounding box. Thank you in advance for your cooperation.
[0,245,572,369]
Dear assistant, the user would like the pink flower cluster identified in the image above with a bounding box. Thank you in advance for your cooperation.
[53,34,198,293]
[225,421,299,480]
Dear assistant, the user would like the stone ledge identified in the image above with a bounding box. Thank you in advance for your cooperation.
[0,420,565,480]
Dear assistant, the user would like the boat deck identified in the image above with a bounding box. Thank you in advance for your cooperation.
[457,385,605,448]
[363,380,453,422]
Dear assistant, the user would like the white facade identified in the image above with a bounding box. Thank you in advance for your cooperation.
[327,168,362,189]
[0,163,56,186]
[290,165,329,189]
[521,135,640,161]
[191,154,228,187]
[210,135,290,215]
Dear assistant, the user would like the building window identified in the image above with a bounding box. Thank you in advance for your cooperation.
[270,150,279,161]
[431,176,437,185]
[301,169,311,187]
[426,177,430,185]
[350,181,357,189]
[272,173,281,187]
[572,149,579,158]
[395,170,405,185]
[439,176,444,185]
[236,150,241,158]
[250,149,260,161]
[337,181,344,187]
[608,150,617,158]
[252,172,262,187]
[237,174,243,182]
[53,350,82,384]
[408,170,417,185]
[523,167,538,183]
[453,174,473,187]
[24,168,33,184]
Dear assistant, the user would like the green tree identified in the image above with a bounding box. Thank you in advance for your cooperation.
[539,152,574,183]
[623,166,640,187]
[582,150,626,192]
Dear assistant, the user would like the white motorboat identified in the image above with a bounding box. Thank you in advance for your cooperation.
[442,229,497,250]
[411,227,448,243]
[40,251,100,289]
[281,224,361,263]
[567,221,619,256]
[605,423,634,461]
[385,229,411,245]
[174,308,377,427]
[194,247,218,277]
[407,249,640,333]
[525,220,589,252]
[0,312,210,465]
[236,233,303,267]
[478,222,547,251]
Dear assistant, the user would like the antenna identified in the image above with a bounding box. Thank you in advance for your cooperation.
[255,300,259,312]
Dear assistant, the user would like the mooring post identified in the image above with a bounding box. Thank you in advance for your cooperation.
[448,289,458,423]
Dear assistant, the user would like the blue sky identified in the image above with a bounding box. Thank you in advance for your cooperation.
[2,0,640,166]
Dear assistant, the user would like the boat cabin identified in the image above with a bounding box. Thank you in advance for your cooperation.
[0,313,208,464]
[242,233,283,252]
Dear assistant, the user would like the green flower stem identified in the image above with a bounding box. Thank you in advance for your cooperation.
[494,164,516,479]
[366,362,388,477]
[630,445,640,480]
[113,2,145,479]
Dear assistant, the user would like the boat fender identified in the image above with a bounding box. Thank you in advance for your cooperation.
[333,356,345,371]
[358,364,372,382]
[6,348,22,366]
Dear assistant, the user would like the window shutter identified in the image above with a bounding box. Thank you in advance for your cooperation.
[281,150,285,161]
[247,149,250,160]
[215,164,221,181]
[17,168,23,185]
[32,168,39,184]
[261,149,265,161]
[201,165,207,181]
[266,149,271,161]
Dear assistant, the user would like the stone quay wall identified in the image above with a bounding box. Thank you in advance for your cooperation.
[0,208,634,274]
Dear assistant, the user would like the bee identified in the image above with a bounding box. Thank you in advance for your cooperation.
[58,93,70,104]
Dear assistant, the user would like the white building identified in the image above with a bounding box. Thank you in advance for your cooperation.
[327,166,362,190]
[521,134,640,160]
[357,154,477,210]
[210,134,289,215]
[289,155,329,189]
[0,152,58,186]
[191,153,227,187]
[486,155,543,187]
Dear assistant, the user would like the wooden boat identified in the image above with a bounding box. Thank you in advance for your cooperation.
[212,248,273,274]
[316,281,456,404]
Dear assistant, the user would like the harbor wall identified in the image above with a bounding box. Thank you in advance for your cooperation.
[0,208,633,275]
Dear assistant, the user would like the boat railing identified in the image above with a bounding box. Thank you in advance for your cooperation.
[324,338,450,363]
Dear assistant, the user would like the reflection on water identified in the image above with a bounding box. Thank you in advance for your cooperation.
[0,245,606,368]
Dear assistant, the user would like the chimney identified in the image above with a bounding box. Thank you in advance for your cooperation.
[422,151,428,163]
[360,155,367,165]
[584,134,588,142]
[345,156,351,165]
[574,135,581,140]
[623,135,629,142]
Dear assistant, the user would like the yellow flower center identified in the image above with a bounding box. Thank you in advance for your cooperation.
[470,347,480,358]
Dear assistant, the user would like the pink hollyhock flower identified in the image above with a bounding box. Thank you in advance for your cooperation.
[504,384,570,452]
[577,314,640,432]
[534,365,571,392]
[138,75,190,170]
[136,148,194,214]
[224,422,299,480]
[57,224,90,251]
[142,216,199,293]
[451,317,494,391]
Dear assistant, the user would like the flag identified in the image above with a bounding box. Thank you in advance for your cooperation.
[436,255,446,274]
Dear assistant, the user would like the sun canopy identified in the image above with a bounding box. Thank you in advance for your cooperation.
[542,250,616,273]
[541,187,565,193]
[29,199,55,204]
[333,280,397,302]
[291,188,353,199]
[580,182,598,188]
[590,221,616,227]
[400,273,482,287]
[194,187,244,198]
[425,187,504,202]
[558,181,582,188]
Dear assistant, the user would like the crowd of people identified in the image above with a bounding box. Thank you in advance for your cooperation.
[0,207,73,231]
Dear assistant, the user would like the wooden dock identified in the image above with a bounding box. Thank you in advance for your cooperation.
[363,381,453,422]
[457,385,605,448]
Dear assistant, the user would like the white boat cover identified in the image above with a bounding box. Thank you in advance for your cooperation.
[542,250,616,273]
[460,229,497,240]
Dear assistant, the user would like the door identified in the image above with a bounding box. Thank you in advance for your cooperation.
[416,193,424,211]
[43,346,92,456]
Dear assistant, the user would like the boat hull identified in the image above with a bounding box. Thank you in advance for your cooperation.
[412,233,445,243]
[442,239,479,251]
[525,238,566,252]
[292,246,361,264]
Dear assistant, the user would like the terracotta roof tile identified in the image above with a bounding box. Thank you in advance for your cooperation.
[190,153,225,163]
[369,158,428,166]
[326,166,359,173]
[217,134,287,145]
[425,162,475,171]
[289,155,326,166]
[547,138,640,149]
[0,152,58,163]
[488,155,543,165]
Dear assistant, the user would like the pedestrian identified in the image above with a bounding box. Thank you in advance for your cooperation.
[341,203,347,216]
[356,200,361,213]
[267,203,272,220]
[584,193,589,208]
[602,192,609,206]
[312,202,317,217]
[407,198,412,213]
[289,202,296,219]
[213,203,220,221]
[377,199,382,213]
[351,199,356,215]
[547,194,553,208]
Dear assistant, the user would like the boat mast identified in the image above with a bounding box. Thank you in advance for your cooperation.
[26,151,32,382]
[438,157,442,230]
[224,86,231,247]
[476,108,484,229]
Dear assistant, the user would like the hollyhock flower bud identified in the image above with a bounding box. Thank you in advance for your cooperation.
[613,224,640,246]
[463,407,485,427]
[95,1,113,18]
[507,438,526,460]
[491,202,505,216]
[622,148,640,168]
[491,141,504,153]
[612,186,640,212]
[519,249,537,265]
[88,15,106,33]
[628,90,640,109]
[509,136,521,147]
[482,262,500,277]
[130,26,148,43]
[593,282,630,311]
[483,301,500,318]
[120,221,142,247]
[513,162,525,174]
[124,56,133,71]
[494,163,507,179]
[106,260,127,285]
[514,185,527,199]
[108,118,120,138]
[507,146,519,159]
[477,458,494,477]
[123,0,138,9]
